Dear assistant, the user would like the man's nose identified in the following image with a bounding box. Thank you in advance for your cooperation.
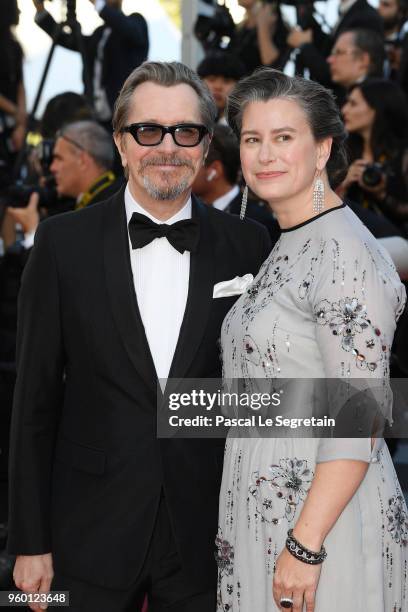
[157,132,179,153]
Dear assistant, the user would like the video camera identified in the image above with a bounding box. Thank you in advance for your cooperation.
[0,137,58,210]
[194,0,235,51]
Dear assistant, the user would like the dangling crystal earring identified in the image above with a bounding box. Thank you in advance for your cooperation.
[313,175,325,214]
[240,185,248,220]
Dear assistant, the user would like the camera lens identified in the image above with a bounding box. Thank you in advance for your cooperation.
[361,164,383,188]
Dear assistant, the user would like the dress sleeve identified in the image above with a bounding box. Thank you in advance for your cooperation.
[308,234,406,463]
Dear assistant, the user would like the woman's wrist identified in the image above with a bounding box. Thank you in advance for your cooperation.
[292,524,326,552]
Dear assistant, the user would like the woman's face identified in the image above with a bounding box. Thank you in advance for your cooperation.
[342,87,376,135]
[240,98,327,205]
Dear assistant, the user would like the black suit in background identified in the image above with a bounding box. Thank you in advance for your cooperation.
[36,5,148,114]
[226,193,281,247]
[7,188,271,608]
[296,0,383,89]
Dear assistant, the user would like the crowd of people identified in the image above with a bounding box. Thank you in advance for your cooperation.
[0,0,408,609]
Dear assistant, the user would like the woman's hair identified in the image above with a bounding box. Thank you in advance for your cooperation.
[346,79,408,161]
[226,68,348,188]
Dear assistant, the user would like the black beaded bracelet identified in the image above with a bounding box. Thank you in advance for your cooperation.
[285,529,327,565]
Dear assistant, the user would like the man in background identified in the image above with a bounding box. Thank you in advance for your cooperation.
[196,51,246,125]
[32,0,149,124]
[288,0,383,86]
[378,0,408,79]
[327,29,386,105]
[7,120,122,251]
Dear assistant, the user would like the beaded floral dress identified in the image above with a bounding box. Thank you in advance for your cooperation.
[216,204,408,612]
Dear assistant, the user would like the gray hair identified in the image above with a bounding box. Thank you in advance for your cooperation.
[227,68,348,188]
[112,61,217,135]
[348,29,386,78]
[58,120,114,170]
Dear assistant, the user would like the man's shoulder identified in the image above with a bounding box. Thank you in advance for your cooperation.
[39,192,119,239]
[346,0,383,22]
[128,12,148,22]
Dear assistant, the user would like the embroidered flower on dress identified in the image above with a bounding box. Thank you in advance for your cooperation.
[315,297,369,350]
[386,495,408,546]
[249,459,314,524]
[314,297,380,370]
[268,458,314,520]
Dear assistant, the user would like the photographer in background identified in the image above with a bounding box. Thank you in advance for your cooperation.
[192,124,280,244]
[197,52,246,124]
[230,0,290,74]
[0,0,26,169]
[289,0,383,86]
[339,79,408,232]
[7,120,122,250]
[32,0,149,124]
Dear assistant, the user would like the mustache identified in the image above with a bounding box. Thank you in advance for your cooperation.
[139,155,194,170]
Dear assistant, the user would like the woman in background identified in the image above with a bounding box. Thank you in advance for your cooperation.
[339,78,408,233]
[230,0,290,74]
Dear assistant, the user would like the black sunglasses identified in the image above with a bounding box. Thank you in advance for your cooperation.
[121,123,209,147]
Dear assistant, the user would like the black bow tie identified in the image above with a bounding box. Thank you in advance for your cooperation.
[128,212,200,254]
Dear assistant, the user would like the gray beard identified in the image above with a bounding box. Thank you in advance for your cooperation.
[142,176,191,201]
[139,154,195,201]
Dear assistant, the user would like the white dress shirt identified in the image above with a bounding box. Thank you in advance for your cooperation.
[212,185,240,212]
[124,185,191,381]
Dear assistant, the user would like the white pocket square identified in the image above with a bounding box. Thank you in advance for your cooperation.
[213,274,254,298]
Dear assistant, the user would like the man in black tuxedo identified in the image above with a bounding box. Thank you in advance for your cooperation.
[8,62,271,611]
[32,0,149,123]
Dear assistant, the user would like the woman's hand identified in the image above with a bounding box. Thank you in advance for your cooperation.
[343,159,367,188]
[273,547,322,612]
[287,27,313,49]
[255,3,278,31]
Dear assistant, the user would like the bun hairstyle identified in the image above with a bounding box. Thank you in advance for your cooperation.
[227,68,348,189]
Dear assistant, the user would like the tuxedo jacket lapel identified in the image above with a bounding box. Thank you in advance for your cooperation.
[168,196,215,380]
[103,189,157,394]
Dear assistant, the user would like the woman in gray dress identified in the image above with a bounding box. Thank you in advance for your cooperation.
[216,69,407,611]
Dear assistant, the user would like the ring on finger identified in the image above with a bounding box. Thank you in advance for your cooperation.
[280,596,294,609]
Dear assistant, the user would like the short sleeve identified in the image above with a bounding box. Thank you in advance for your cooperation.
[308,235,406,463]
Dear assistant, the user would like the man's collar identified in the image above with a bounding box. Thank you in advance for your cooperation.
[212,185,240,211]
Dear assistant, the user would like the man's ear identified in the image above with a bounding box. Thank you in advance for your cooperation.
[359,51,371,73]
[317,137,333,171]
[113,132,128,170]
[77,150,89,170]
[211,159,224,180]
